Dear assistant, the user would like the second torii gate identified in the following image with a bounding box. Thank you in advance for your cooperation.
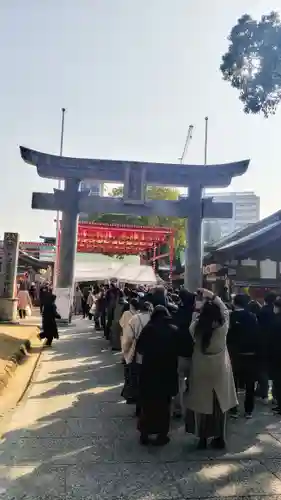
[20,146,249,291]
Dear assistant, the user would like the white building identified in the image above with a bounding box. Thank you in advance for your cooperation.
[79,180,104,221]
[204,191,260,241]
[80,180,104,197]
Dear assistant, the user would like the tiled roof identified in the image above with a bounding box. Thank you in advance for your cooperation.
[218,220,281,251]
[210,209,281,251]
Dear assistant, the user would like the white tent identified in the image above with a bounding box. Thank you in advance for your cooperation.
[74,261,157,285]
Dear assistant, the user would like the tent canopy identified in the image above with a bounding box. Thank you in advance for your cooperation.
[75,261,157,285]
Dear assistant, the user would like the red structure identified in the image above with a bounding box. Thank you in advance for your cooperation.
[76,222,172,252]
[18,222,175,280]
[75,222,175,279]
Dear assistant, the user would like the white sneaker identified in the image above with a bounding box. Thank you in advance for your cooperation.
[245,412,253,419]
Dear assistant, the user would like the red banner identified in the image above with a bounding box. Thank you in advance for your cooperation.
[75,222,174,254]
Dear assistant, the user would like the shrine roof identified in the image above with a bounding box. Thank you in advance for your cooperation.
[205,210,281,260]
[18,250,50,269]
[218,220,281,252]
[210,209,281,251]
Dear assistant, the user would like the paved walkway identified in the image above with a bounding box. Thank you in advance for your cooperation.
[1,321,281,499]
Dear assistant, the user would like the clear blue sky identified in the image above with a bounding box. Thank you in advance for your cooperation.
[0,0,279,240]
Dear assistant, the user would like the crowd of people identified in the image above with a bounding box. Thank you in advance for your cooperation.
[81,282,281,450]
[19,278,281,449]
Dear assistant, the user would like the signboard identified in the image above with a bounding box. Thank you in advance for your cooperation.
[203,264,222,275]
[2,232,19,298]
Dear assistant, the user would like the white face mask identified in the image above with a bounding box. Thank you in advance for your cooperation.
[195,299,203,311]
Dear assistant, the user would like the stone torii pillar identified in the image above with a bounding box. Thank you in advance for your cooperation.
[20,146,249,293]
[56,179,80,289]
[186,183,203,291]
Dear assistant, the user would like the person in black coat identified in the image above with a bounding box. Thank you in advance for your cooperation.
[256,292,276,401]
[105,283,118,339]
[135,305,181,446]
[81,287,90,318]
[268,297,281,414]
[247,299,262,317]
[39,294,61,347]
[227,293,260,418]
[174,289,196,356]
[149,286,178,317]
[172,289,196,417]
[39,284,51,314]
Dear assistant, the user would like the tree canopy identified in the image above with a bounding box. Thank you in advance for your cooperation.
[90,186,186,257]
[220,11,281,117]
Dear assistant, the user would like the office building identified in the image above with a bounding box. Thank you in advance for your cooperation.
[79,180,104,221]
[204,191,260,242]
[80,180,104,196]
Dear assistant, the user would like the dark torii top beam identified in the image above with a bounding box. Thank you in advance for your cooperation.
[20,147,249,188]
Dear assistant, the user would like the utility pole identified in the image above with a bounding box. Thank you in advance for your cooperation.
[53,107,66,289]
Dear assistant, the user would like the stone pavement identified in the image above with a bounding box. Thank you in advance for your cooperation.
[1,321,281,499]
[19,307,41,326]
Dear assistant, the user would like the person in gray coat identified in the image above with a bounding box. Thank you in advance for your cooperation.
[185,288,237,450]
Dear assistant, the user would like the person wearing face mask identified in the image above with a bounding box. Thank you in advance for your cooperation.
[268,297,281,415]
[121,300,152,408]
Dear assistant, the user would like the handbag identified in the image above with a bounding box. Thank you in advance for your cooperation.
[25,305,32,317]
[89,302,96,315]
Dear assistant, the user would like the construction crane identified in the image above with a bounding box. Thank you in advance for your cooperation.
[178,124,194,164]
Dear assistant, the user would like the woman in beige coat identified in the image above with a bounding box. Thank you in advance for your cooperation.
[185,288,237,450]
[121,301,151,411]
[17,282,33,319]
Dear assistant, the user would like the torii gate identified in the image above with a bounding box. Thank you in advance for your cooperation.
[20,146,249,291]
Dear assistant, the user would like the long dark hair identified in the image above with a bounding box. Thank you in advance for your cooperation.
[150,305,171,322]
[138,299,152,313]
[130,298,139,311]
[195,299,224,353]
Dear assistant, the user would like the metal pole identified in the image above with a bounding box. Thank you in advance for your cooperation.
[59,108,66,158]
[204,116,208,166]
[53,107,66,289]
[201,116,209,284]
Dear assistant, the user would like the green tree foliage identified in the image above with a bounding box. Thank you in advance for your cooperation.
[91,185,186,257]
[220,11,281,116]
